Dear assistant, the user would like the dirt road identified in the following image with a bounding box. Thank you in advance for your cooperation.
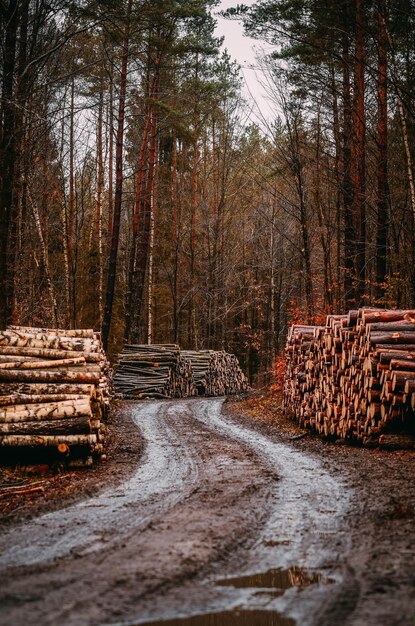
[1,398,415,626]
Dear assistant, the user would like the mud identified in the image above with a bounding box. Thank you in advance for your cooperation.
[1,396,415,626]
[132,609,295,626]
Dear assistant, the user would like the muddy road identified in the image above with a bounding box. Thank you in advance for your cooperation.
[1,398,415,626]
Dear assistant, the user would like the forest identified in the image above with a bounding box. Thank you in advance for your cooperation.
[1,0,415,383]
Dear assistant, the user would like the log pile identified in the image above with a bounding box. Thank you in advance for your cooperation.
[115,346,248,399]
[114,344,196,399]
[181,350,248,396]
[0,326,111,464]
[284,310,415,445]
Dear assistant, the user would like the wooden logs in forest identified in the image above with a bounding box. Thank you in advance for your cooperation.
[182,350,249,396]
[0,326,112,464]
[114,345,196,399]
[114,345,248,399]
[283,309,415,445]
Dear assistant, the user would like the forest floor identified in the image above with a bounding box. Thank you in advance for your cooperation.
[0,395,415,626]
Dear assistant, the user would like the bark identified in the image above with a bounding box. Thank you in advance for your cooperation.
[342,14,355,307]
[171,133,180,344]
[147,140,157,344]
[0,357,85,370]
[69,77,76,328]
[130,77,159,341]
[375,0,390,301]
[0,416,91,435]
[0,398,92,421]
[0,383,96,396]
[28,190,59,326]
[352,0,367,302]
[189,55,200,347]
[0,346,101,361]
[0,369,100,383]
[330,62,343,310]
[0,0,18,329]
[96,78,104,324]
[107,46,115,244]
[124,93,152,343]
[0,434,97,447]
[101,0,132,350]
[7,326,95,337]
[0,393,91,406]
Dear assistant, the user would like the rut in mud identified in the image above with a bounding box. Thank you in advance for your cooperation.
[1,398,415,626]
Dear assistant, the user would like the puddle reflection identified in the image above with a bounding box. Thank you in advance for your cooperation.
[215,566,333,592]
[135,609,295,626]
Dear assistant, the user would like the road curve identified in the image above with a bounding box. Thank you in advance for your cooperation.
[0,399,351,626]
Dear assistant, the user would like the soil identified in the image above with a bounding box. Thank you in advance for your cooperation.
[0,394,415,626]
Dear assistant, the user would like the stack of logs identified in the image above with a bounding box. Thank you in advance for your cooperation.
[284,309,415,444]
[115,346,248,399]
[114,345,196,399]
[182,350,249,396]
[0,326,111,464]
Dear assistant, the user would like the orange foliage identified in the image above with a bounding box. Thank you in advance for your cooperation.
[287,299,329,327]
[272,354,286,392]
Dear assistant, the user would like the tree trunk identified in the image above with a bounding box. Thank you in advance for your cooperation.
[101,0,132,350]
[96,79,104,325]
[352,0,366,303]
[147,140,158,344]
[28,190,59,326]
[375,0,390,301]
[124,99,152,343]
[171,133,180,344]
[342,25,355,308]
[0,0,18,329]
[69,78,76,328]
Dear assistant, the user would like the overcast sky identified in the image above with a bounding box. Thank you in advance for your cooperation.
[214,0,275,124]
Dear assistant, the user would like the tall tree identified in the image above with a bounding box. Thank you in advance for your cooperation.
[102,0,133,349]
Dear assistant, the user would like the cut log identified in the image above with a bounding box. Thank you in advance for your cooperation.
[0,434,97,446]
[0,346,102,362]
[0,399,92,422]
[0,416,91,435]
[0,393,90,406]
[0,369,100,383]
[0,357,86,370]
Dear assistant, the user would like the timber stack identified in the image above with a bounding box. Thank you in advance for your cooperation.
[114,344,196,399]
[181,350,249,396]
[0,326,111,465]
[284,309,415,445]
[115,345,248,399]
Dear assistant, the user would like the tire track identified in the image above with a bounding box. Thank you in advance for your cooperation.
[0,402,199,568]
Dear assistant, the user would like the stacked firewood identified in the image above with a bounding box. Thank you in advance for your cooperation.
[181,350,215,395]
[115,346,248,399]
[0,326,111,464]
[114,344,196,399]
[284,310,415,444]
[160,349,249,397]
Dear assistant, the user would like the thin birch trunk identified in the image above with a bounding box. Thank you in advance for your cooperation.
[28,190,58,327]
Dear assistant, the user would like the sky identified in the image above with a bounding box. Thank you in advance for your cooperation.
[214,0,276,125]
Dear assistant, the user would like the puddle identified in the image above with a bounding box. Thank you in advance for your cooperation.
[133,609,295,626]
[215,566,333,592]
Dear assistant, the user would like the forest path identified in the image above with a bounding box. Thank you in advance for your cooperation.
[0,399,378,626]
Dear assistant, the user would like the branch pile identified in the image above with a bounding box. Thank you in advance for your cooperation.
[115,346,248,399]
[284,309,415,444]
[0,326,111,465]
[114,344,196,399]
